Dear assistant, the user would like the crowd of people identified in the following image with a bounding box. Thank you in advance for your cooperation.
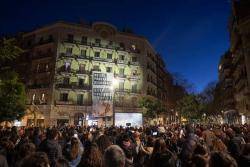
[0,123,249,167]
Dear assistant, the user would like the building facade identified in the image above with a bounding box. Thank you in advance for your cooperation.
[218,0,250,124]
[16,21,172,126]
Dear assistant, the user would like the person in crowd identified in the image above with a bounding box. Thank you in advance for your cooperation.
[209,151,238,167]
[39,128,62,167]
[180,124,199,166]
[0,155,8,167]
[79,143,103,167]
[150,138,176,167]
[19,152,50,167]
[96,134,112,154]
[228,126,246,162]
[104,145,126,167]
[55,158,70,167]
[15,142,36,166]
[63,137,83,167]
[238,143,250,167]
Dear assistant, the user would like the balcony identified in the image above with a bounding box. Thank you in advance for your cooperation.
[115,89,141,95]
[93,56,113,63]
[116,73,127,79]
[117,59,126,64]
[36,38,54,46]
[55,83,91,90]
[59,52,74,58]
[63,39,126,52]
[74,84,91,90]
[76,70,90,75]
[56,100,92,106]
[129,61,139,66]
[128,74,140,80]
[56,100,74,105]
[91,68,101,72]
[76,54,89,60]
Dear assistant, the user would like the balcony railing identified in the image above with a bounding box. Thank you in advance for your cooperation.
[56,100,92,106]
[63,39,127,52]
[115,89,140,94]
[76,70,90,75]
[55,83,91,90]
[116,74,127,78]
[128,74,140,80]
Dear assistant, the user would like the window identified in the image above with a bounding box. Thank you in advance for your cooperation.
[36,64,40,73]
[48,35,53,41]
[132,84,137,93]
[65,62,71,71]
[106,67,112,73]
[131,44,136,50]
[67,34,74,42]
[79,64,85,72]
[32,94,36,101]
[119,42,124,48]
[41,93,45,101]
[39,37,44,43]
[94,52,100,58]
[79,78,84,86]
[81,50,86,57]
[45,64,49,72]
[81,36,87,44]
[107,53,112,59]
[119,82,124,90]
[119,55,125,60]
[60,93,68,101]
[63,78,70,85]
[77,94,84,105]
[95,38,101,44]
[132,56,137,62]
[93,65,100,71]
[66,48,72,55]
[119,68,124,76]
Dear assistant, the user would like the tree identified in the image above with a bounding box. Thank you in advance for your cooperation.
[176,94,203,122]
[0,38,23,64]
[0,37,26,122]
[198,81,228,118]
[0,71,26,122]
[139,97,166,120]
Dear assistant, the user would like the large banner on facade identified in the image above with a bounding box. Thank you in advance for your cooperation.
[92,72,113,117]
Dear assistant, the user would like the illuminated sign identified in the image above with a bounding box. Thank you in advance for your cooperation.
[92,72,113,117]
[115,113,143,127]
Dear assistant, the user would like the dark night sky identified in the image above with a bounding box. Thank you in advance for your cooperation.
[0,0,231,92]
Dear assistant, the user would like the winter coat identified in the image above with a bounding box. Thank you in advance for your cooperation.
[39,139,62,167]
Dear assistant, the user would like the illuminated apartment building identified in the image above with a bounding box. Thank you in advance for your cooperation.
[16,21,171,126]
